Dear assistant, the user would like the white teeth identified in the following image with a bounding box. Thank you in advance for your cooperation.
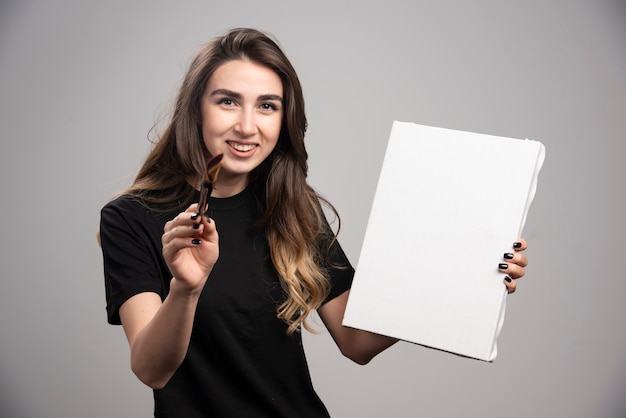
[229,142,256,152]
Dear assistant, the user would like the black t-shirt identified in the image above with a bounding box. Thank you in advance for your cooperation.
[100,186,354,417]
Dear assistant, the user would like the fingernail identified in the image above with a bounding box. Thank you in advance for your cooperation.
[504,276,512,283]
[513,242,522,249]
[191,213,199,220]
[504,253,514,260]
[499,263,509,270]
[192,223,200,230]
[192,239,201,245]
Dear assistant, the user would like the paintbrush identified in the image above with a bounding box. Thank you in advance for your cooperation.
[196,153,224,218]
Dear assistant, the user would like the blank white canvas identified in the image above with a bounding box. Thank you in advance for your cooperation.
[343,121,545,361]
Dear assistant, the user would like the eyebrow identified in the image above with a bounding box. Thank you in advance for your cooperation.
[209,88,283,103]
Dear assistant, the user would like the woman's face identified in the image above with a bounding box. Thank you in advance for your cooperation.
[199,59,283,196]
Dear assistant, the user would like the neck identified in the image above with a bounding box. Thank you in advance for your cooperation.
[209,174,248,198]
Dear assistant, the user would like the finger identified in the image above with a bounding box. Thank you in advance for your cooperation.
[199,216,218,242]
[163,213,205,246]
[498,261,525,279]
[161,234,204,260]
[503,251,528,268]
[504,276,517,294]
[162,223,203,247]
[165,207,202,231]
[162,216,216,247]
[513,238,527,252]
[187,203,203,221]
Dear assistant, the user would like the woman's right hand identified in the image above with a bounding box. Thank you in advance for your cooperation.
[161,204,219,293]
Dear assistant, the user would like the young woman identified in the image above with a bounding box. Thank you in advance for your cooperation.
[99,27,528,417]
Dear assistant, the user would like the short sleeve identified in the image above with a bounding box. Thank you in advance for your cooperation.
[100,197,171,325]
[321,231,354,304]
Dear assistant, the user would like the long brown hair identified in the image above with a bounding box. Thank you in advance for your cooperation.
[124,28,338,334]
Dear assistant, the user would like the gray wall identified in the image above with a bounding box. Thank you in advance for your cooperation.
[1,1,625,417]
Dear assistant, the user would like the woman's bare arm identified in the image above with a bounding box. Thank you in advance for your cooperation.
[119,205,219,389]
[320,240,529,364]
[318,290,398,365]
[119,284,201,389]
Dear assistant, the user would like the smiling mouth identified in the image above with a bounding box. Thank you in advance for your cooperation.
[227,141,257,152]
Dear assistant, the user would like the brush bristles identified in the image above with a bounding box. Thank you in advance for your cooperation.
[204,154,223,184]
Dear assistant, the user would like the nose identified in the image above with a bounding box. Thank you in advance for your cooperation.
[234,108,258,137]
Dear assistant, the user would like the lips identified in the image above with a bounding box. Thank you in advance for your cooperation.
[227,141,257,152]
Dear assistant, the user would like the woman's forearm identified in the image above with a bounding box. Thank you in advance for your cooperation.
[339,327,399,365]
[123,278,201,389]
[318,290,399,365]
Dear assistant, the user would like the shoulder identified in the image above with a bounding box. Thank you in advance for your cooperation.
[102,193,143,214]
[100,193,180,247]
[101,194,152,228]
[101,188,189,225]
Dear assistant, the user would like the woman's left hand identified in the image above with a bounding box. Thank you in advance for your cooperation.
[500,239,528,294]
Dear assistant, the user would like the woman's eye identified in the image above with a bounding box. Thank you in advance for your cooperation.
[217,98,234,106]
[260,103,278,111]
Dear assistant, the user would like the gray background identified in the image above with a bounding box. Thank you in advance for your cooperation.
[1,1,625,417]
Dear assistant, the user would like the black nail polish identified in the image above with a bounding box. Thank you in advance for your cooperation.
[504,253,514,260]
[504,276,512,283]
[192,239,201,245]
[191,213,199,221]
[192,223,200,230]
[513,242,522,249]
[499,263,508,270]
